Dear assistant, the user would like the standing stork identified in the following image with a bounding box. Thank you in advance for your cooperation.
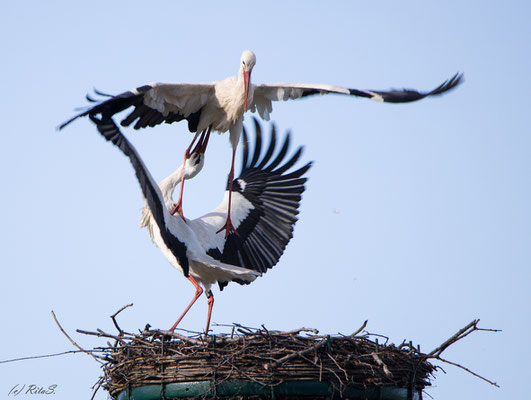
[60,50,462,236]
[87,115,311,334]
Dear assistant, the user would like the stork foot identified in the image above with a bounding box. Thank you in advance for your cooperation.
[171,202,185,220]
[216,218,239,238]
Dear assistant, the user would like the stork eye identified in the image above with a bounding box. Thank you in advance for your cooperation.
[195,156,202,165]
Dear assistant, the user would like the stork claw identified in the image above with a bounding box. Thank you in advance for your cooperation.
[171,202,184,220]
[216,218,239,238]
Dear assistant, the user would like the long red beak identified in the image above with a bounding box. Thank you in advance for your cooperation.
[191,128,211,155]
[243,70,251,111]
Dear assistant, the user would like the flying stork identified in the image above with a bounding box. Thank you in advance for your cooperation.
[87,115,311,334]
[60,50,462,236]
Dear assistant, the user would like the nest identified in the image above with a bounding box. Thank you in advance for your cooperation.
[82,322,436,399]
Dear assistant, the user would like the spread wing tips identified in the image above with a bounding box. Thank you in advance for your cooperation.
[272,146,303,175]
[358,72,464,103]
[57,115,80,131]
[58,88,124,131]
[241,118,308,177]
[265,130,291,172]
[428,72,463,96]
[280,161,313,181]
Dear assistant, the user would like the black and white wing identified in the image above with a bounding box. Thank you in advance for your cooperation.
[59,83,214,132]
[87,115,191,276]
[251,73,463,120]
[193,118,312,289]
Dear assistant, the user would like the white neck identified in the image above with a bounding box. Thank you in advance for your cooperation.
[158,165,185,210]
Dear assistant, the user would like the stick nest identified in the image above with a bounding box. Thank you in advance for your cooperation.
[88,323,435,398]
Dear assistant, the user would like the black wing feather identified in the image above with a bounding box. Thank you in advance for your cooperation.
[248,117,263,168]
[240,126,251,176]
[59,85,202,133]
[88,115,190,276]
[264,133,291,172]
[256,123,277,170]
[216,118,312,289]
[367,73,463,103]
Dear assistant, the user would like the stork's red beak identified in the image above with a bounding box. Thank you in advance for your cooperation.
[243,70,251,111]
[191,128,211,155]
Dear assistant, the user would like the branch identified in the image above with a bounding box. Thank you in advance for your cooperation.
[427,319,501,388]
[51,310,105,363]
[437,356,500,388]
[429,319,479,357]
[267,338,328,369]
[350,320,368,337]
[145,329,205,345]
[0,349,105,364]
[283,327,320,335]
[110,303,133,335]
[76,329,129,346]
[90,377,104,400]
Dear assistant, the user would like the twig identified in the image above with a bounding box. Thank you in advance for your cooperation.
[110,303,133,335]
[327,353,349,381]
[0,349,105,364]
[233,323,255,334]
[371,352,393,378]
[429,319,478,357]
[437,356,499,388]
[151,330,205,345]
[268,338,328,369]
[76,329,128,346]
[51,311,105,363]
[261,324,270,336]
[350,320,368,337]
[283,327,320,335]
[425,319,501,388]
[90,377,104,400]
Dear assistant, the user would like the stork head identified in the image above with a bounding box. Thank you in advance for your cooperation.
[184,151,204,180]
[240,50,256,111]
[240,50,256,72]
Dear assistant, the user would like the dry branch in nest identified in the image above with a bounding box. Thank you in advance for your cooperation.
[49,309,499,399]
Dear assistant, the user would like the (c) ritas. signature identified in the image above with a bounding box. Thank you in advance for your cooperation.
[8,384,57,396]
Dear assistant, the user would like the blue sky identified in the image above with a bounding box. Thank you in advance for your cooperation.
[1,1,530,399]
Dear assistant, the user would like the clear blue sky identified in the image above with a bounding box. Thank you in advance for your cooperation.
[1,1,529,399]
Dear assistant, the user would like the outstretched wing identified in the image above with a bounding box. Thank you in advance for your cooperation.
[251,73,463,120]
[193,118,311,289]
[59,83,214,132]
[87,115,190,276]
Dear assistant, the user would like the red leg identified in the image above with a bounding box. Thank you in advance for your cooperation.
[171,132,201,218]
[169,275,203,331]
[205,293,214,335]
[216,146,239,238]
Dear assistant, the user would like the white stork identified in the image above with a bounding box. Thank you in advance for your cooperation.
[60,50,462,236]
[87,115,311,334]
